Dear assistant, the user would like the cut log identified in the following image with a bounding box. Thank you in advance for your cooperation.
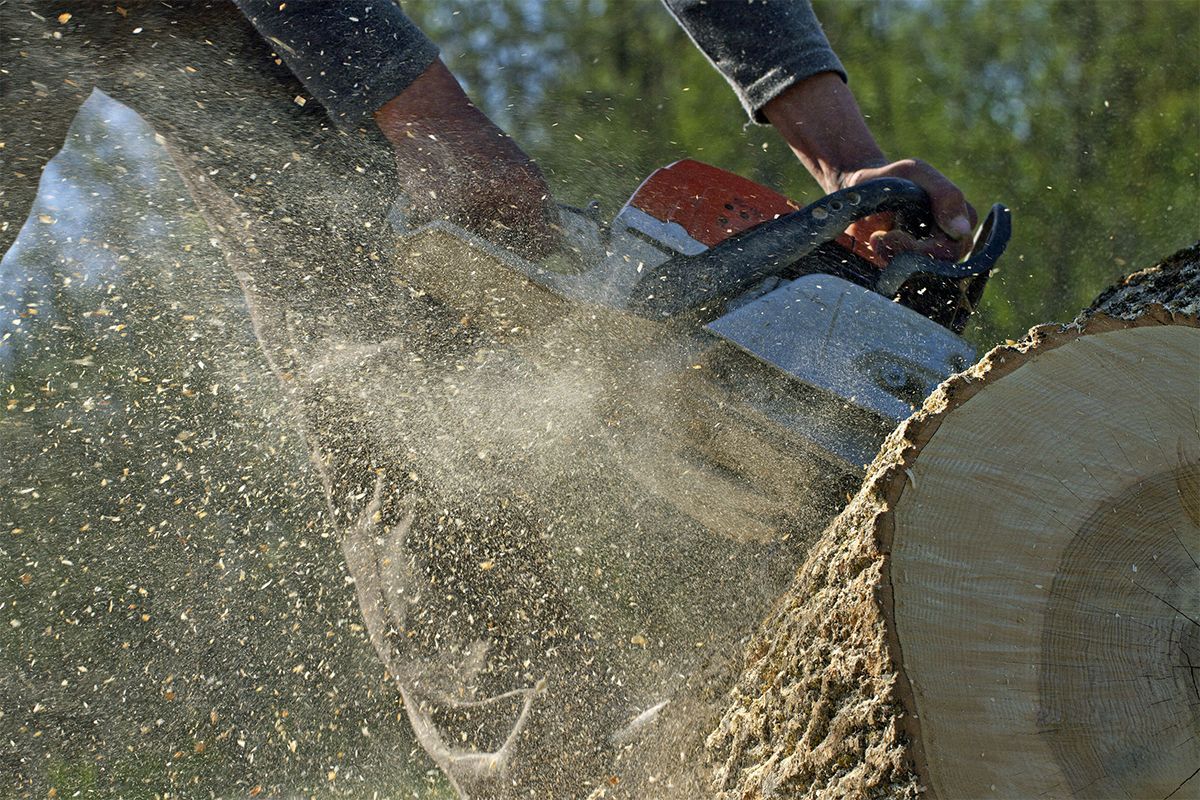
[708,242,1200,799]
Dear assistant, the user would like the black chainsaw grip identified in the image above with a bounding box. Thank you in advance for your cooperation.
[812,177,940,242]
[624,176,1010,323]
[626,178,935,316]
[873,202,1013,297]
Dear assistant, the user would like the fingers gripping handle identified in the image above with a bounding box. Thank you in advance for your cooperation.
[812,177,937,241]
[628,177,931,316]
[712,176,942,271]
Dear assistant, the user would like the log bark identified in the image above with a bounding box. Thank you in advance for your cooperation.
[707,241,1200,799]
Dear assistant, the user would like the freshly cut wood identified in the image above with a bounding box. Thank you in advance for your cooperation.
[708,243,1200,799]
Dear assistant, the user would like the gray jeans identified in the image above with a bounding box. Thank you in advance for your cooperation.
[233,0,844,129]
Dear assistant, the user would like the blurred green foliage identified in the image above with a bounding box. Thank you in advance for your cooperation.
[407,0,1199,342]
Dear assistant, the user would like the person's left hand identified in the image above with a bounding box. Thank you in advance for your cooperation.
[839,158,978,266]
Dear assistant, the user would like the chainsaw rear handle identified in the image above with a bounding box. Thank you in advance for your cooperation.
[626,177,1010,320]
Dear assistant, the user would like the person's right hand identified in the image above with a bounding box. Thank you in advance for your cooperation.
[763,73,977,267]
[375,60,559,260]
[839,158,978,266]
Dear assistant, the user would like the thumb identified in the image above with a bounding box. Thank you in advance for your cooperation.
[856,159,977,242]
[935,199,975,243]
[911,167,976,242]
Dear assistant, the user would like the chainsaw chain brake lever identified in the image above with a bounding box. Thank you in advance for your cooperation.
[625,177,1011,330]
[872,201,1012,297]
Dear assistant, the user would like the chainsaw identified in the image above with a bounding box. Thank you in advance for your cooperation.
[391,159,1011,470]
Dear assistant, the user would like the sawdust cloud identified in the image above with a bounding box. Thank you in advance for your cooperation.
[0,3,854,797]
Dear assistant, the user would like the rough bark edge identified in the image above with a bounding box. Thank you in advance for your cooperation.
[707,241,1200,799]
[1081,240,1200,320]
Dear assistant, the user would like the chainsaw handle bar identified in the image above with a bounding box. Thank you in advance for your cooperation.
[626,177,1009,319]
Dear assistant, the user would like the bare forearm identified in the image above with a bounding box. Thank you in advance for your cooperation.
[762,72,886,193]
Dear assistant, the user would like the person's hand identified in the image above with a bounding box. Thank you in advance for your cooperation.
[374,59,558,260]
[838,159,977,266]
[763,73,977,267]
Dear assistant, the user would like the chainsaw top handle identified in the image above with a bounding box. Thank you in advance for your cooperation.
[626,177,1011,330]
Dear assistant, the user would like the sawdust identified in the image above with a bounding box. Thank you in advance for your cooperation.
[1,4,852,797]
[707,423,925,800]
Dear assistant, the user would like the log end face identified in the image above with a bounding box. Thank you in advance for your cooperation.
[890,322,1200,798]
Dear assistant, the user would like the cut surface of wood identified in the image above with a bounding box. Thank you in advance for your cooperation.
[890,322,1200,798]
